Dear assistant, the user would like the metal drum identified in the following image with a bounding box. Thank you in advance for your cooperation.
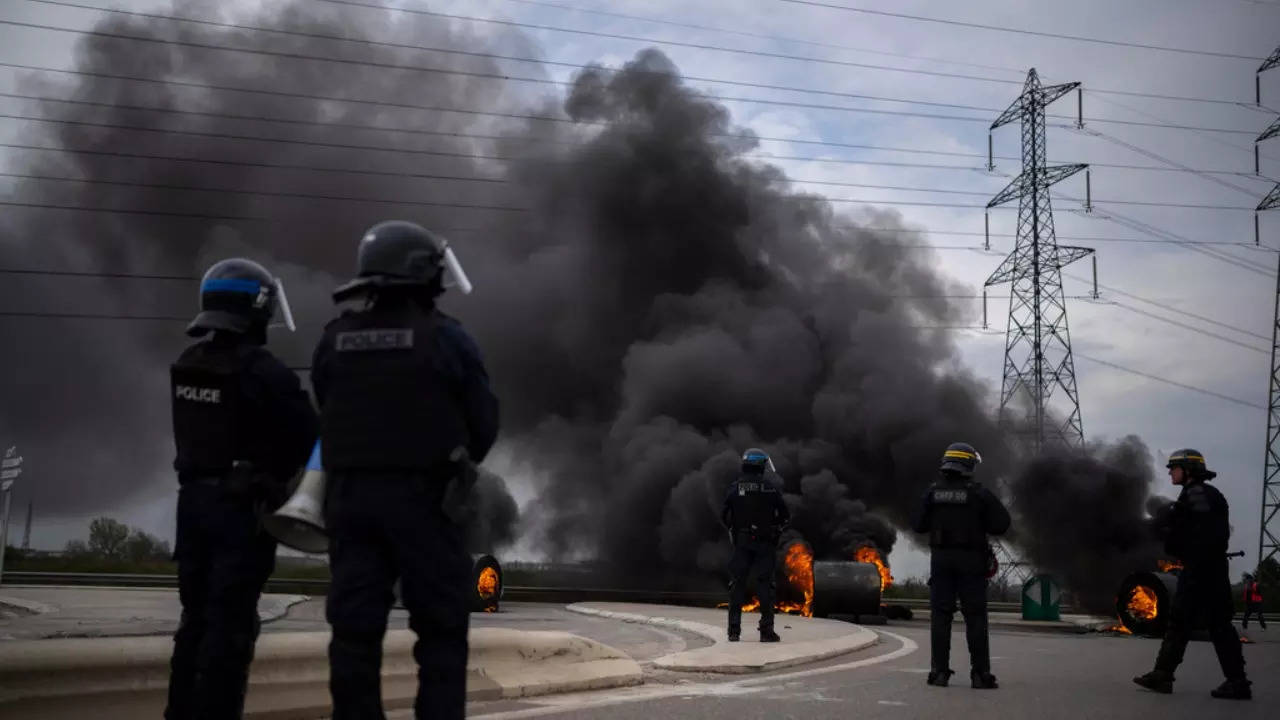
[811,560,883,618]
[472,553,503,613]
[1115,570,1178,637]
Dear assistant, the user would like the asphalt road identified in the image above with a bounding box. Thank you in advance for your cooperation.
[270,598,714,663]
[456,621,1278,720]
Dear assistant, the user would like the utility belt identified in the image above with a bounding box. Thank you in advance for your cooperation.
[930,528,986,551]
[326,448,478,526]
[179,462,285,508]
[734,526,781,544]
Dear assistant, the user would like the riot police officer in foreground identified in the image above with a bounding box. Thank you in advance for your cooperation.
[910,442,1010,689]
[1134,449,1251,700]
[167,259,318,719]
[721,448,790,643]
[314,221,498,719]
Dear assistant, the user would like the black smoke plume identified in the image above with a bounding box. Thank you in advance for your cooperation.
[0,1,1014,570]
[1004,436,1165,614]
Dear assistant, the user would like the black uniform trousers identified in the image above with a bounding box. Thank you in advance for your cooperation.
[1155,563,1246,680]
[928,549,991,674]
[727,533,778,633]
[167,482,277,720]
[326,473,471,720]
[1242,603,1266,629]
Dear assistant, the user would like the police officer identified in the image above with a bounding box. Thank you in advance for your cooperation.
[1134,449,1252,700]
[167,258,318,719]
[313,220,498,719]
[910,442,1010,689]
[721,448,789,643]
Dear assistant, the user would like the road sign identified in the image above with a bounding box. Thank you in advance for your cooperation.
[0,469,20,481]
[0,457,21,469]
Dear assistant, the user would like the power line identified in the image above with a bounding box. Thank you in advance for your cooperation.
[32,0,1259,111]
[1064,272,1272,341]
[0,268,196,280]
[3,66,1272,178]
[864,226,1270,248]
[319,0,1268,105]
[0,171,520,211]
[3,18,1260,135]
[1105,300,1269,354]
[0,310,190,321]
[777,0,1265,61]
[1074,353,1265,410]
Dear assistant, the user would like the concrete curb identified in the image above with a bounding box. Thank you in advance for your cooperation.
[258,594,309,624]
[0,627,642,719]
[0,595,58,615]
[565,603,878,674]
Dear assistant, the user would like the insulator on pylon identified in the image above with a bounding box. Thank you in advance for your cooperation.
[1077,88,1084,129]
[987,133,994,171]
[982,289,988,329]
[984,211,990,251]
[1085,170,1092,213]
[1091,255,1099,300]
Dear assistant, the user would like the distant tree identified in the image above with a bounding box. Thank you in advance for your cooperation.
[124,530,171,561]
[1256,557,1280,588]
[63,539,90,556]
[87,517,130,558]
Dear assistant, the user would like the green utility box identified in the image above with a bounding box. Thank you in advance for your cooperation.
[1022,574,1061,621]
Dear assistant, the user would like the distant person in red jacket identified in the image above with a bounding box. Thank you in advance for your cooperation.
[1242,573,1266,630]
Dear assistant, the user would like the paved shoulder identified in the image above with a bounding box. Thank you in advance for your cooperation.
[566,602,877,673]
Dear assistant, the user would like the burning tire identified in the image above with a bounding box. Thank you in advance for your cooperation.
[1115,571,1177,637]
[471,553,503,613]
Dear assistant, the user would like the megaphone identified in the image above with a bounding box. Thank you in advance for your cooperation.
[264,442,328,553]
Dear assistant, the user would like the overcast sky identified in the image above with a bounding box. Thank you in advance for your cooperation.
[1,0,1277,582]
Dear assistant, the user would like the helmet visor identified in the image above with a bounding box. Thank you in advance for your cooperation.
[441,245,473,295]
[270,277,296,332]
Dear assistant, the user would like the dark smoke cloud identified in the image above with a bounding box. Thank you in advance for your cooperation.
[1005,436,1164,614]
[0,1,1015,571]
[0,0,530,537]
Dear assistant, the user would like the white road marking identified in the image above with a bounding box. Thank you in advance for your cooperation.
[877,700,907,706]
[468,630,919,719]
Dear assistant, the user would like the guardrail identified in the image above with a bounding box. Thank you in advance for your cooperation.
[0,572,1027,610]
[24,573,1280,621]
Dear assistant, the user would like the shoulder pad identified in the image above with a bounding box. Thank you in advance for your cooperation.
[322,309,358,331]
[1184,484,1212,512]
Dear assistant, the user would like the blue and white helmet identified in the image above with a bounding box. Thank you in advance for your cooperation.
[187,258,294,337]
[741,448,776,474]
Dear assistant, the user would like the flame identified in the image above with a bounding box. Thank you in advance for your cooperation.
[1106,621,1134,635]
[717,542,814,617]
[853,546,893,591]
[779,542,814,617]
[1126,585,1158,621]
[1156,559,1183,573]
[477,566,499,612]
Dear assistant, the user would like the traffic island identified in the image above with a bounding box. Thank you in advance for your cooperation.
[0,628,641,719]
[566,602,878,673]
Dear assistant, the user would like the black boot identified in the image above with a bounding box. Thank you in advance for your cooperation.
[971,670,998,689]
[1210,678,1252,700]
[727,628,740,642]
[1133,670,1173,694]
[926,669,952,687]
[760,628,781,643]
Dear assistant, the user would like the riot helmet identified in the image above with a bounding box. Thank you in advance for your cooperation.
[333,220,472,302]
[940,442,981,477]
[741,447,776,475]
[187,258,294,338]
[1166,448,1216,481]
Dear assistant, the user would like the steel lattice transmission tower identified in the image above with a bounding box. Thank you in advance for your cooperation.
[985,69,1093,454]
[1256,47,1280,570]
